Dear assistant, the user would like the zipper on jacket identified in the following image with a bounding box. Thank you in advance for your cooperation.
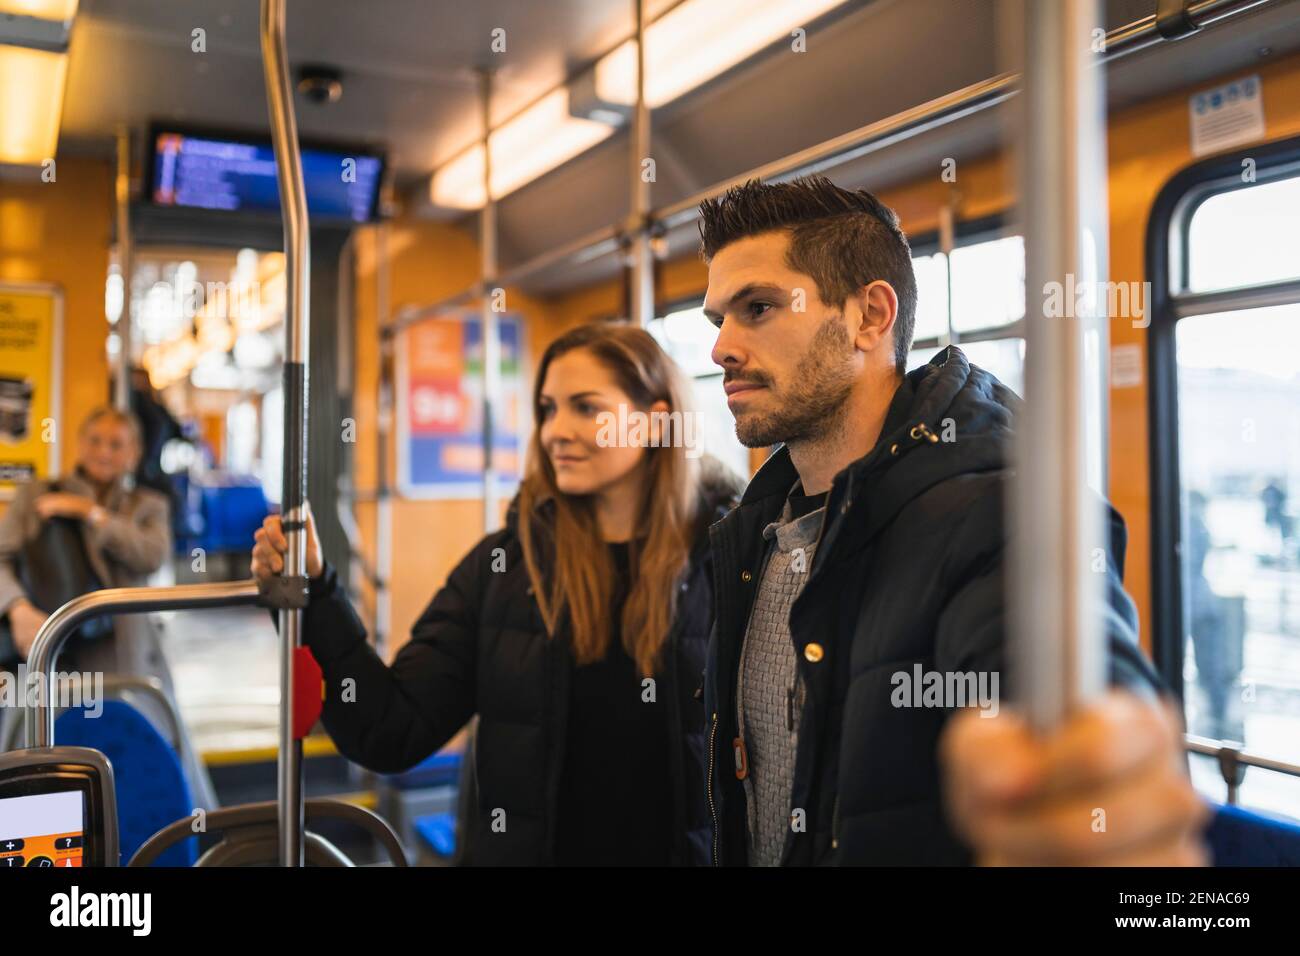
[707,710,720,866]
[910,422,940,444]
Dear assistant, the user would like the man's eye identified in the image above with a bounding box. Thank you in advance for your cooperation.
[749,301,772,317]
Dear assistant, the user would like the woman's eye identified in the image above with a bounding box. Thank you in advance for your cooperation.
[576,402,597,416]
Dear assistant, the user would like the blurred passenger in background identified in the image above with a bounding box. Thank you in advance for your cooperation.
[253,323,743,865]
[130,366,186,519]
[0,406,215,807]
[1185,490,1242,742]
[1262,479,1293,560]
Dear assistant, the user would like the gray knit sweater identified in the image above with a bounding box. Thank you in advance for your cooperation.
[735,485,826,866]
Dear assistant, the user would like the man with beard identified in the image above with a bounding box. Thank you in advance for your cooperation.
[698,176,1206,866]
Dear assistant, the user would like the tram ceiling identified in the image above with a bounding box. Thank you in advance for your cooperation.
[46,0,1300,297]
[58,0,683,170]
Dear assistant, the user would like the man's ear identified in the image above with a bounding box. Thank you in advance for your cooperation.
[850,280,899,355]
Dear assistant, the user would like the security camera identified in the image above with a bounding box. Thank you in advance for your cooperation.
[296,65,343,105]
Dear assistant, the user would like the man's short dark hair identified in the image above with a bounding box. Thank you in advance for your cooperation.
[698,175,918,374]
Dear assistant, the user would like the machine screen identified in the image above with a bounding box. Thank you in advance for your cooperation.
[0,791,85,868]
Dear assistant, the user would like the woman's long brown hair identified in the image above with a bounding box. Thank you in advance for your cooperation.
[517,322,703,677]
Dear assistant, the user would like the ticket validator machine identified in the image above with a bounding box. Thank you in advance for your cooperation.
[0,747,117,868]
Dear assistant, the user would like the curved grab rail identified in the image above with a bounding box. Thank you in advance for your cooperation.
[127,797,410,868]
[24,580,263,749]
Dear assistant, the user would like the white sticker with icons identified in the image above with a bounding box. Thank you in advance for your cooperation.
[1190,75,1264,157]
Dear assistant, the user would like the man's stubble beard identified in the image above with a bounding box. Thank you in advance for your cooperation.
[734,314,857,449]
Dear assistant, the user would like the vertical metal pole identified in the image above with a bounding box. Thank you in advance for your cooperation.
[937,200,955,349]
[113,125,133,411]
[260,0,309,866]
[375,217,393,658]
[1010,0,1109,732]
[628,0,654,327]
[480,69,502,533]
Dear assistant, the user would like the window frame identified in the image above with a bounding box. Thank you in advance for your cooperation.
[1146,134,1300,704]
[906,213,1028,352]
[644,293,760,472]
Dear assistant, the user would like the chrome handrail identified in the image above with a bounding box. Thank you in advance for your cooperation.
[1185,733,1300,806]
[260,0,312,867]
[24,581,263,749]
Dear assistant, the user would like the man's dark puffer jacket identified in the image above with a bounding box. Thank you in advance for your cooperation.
[703,346,1162,866]
[301,460,741,865]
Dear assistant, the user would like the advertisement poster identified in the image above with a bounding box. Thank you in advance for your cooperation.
[0,284,62,497]
[397,310,525,498]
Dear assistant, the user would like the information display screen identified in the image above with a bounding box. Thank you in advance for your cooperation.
[150,129,384,223]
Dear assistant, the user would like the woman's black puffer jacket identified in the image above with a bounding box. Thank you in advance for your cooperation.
[301,461,742,865]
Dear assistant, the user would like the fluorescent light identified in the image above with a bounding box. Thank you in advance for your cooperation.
[0,44,67,164]
[428,0,849,210]
[431,88,614,210]
[596,0,849,108]
[489,89,612,196]
[0,0,78,19]
[432,144,487,210]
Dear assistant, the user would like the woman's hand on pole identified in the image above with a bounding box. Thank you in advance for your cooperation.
[251,501,323,582]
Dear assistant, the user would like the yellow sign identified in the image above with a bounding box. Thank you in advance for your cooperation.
[0,284,61,494]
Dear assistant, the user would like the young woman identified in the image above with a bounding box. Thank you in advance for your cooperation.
[252,322,742,865]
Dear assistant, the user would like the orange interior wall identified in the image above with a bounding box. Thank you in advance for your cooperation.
[1105,53,1300,654]
[0,158,113,480]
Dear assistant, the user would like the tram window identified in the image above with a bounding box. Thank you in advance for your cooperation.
[261,383,283,506]
[961,338,1026,396]
[907,338,1026,397]
[1175,305,1300,817]
[907,234,1026,397]
[227,401,259,475]
[647,306,751,479]
[1163,168,1300,820]
[950,235,1025,334]
[1187,175,1300,293]
[911,253,950,342]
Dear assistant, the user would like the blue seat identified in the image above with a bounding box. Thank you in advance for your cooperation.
[1206,802,1300,866]
[413,812,457,858]
[56,701,197,866]
[194,479,270,553]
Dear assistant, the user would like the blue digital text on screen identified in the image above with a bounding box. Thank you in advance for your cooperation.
[152,132,383,223]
